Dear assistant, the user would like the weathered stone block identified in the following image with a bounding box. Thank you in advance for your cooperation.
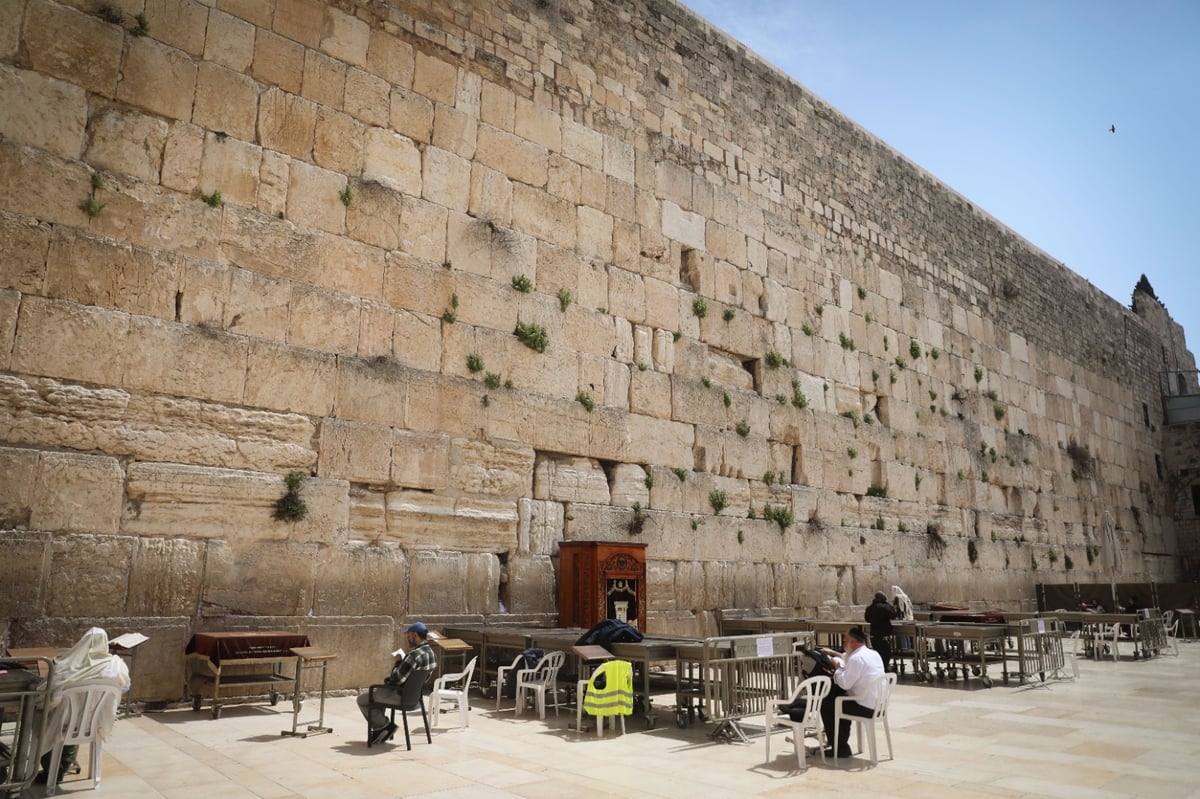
[505,554,556,615]
[127,537,205,616]
[422,146,471,211]
[407,549,467,614]
[312,545,408,618]
[517,498,564,555]
[46,533,133,616]
[449,437,534,498]
[318,418,392,485]
[30,451,123,535]
[202,540,317,616]
[253,29,306,93]
[320,4,369,66]
[287,160,347,234]
[0,531,49,616]
[244,338,338,417]
[344,68,391,128]
[384,491,517,552]
[366,28,414,88]
[122,463,347,546]
[258,87,318,160]
[532,454,610,504]
[391,428,451,490]
[0,64,86,159]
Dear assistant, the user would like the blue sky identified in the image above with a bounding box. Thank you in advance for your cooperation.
[677,0,1200,359]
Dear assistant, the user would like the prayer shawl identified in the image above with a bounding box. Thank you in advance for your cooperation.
[41,627,131,753]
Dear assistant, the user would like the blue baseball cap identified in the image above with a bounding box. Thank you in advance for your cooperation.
[405,622,428,637]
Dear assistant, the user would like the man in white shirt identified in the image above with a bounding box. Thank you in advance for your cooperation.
[819,626,885,757]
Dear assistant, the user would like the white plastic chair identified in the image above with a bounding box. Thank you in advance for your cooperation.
[1163,618,1180,657]
[833,672,896,764]
[44,681,124,796]
[764,675,831,770]
[495,653,526,711]
[575,660,634,737]
[428,656,477,729]
[1062,630,1082,680]
[1093,623,1120,661]
[515,650,566,718]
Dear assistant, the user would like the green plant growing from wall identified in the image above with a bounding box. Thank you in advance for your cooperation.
[857,285,867,300]
[974,366,984,383]
[273,471,309,522]
[873,516,885,530]
[514,321,548,352]
[775,393,786,404]
[130,12,149,36]
[993,402,1005,421]
[484,372,502,389]
[723,390,731,408]
[815,304,824,316]
[894,356,907,369]
[930,347,940,359]
[1048,549,1059,564]
[709,489,729,514]
[883,335,889,351]
[791,380,809,409]
[78,172,105,217]
[864,413,875,425]
[673,467,688,481]
[735,420,750,437]
[847,447,858,459]
[701,376,712,388]
[511,274,533,293]
[557,287,572,311]
[765,349,786,369]
[644,473,654,489]
[201,189,223,208]
[692,297,708,318]
[802,322,814,336]
[723,307,736,322]
[841,410,860,428]
[762,503,794,533]
[690,517,700,530]
[673,331,681,342]
[763,470,776,486]
[1030,554,1039,570]
[866,484,887,498]
[339,185,353,207]
[838,332,856,351]
[637,362,648,372]
[909,339,922,360]
[865,312,873,323]
[628,502,647,535]
[575,391,595,412]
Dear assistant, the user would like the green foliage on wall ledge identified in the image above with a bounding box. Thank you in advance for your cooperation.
[273,471,308,522]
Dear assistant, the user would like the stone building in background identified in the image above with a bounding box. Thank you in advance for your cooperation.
[0,0,1195,698]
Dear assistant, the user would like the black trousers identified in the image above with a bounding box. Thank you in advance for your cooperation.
[820,685,873,749]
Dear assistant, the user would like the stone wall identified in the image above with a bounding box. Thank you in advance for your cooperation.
[0,0,1192,699]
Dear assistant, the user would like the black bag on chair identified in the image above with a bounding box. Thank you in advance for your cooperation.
[501,648,543,699]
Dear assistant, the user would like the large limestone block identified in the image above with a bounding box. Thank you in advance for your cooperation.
[320,4,369,66]
[392,429,451,490]
[127,537,205,616]
[0,446,39,528]
[0,531,49,616]
[45,231,177,319]
[318,418,392,485]
[449,437,534,498]
[629,367,671,418]
[398,195,448,263]
[512,184,576,250]
[609,463,650,508]
[46,533,133,616]
[506,554,556,615]
[253,30,306,94]
[0,214,51,294]
[31,451,123,534]
[562,502,651,546]
[347,488,387,544]
[123,316,248,405]
[314,107,364,175]
[85,105,169,182]
[244,339,337,417]
[603,359,631,411]
[364,127,422,193]
[464,552,500,615]
[193,63,258,142]
[422,146,471,211]
[205,8,255,70]
[123,463,347,546]
[117,36,199,122]
[0,375,317,472]
[671,561,705,612]
[287,160,347,234]
[517,498,564,555]
[24,0,122,94]
[258,87,318,159]
[202,540,317,616]
[407,550,467,615]
[0,64,86,159]
[11,296,131,386]
[476,125,548,188]
[646,559,677,611]
[532,454,609,503]
[384,491,517,552]
[312,544,408,617]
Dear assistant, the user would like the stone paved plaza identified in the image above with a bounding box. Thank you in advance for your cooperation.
[29,641,1200,798]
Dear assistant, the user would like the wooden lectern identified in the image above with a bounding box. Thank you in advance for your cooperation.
[557,541,647,631]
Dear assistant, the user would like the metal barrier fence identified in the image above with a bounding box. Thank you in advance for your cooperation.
[1015,617,1066,683]
[673,631,812,742]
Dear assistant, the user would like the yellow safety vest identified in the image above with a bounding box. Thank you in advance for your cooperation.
[582,659,633,717]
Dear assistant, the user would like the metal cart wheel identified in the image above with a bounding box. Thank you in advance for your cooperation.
[192,695,202,712]
[676,712,688,728]
[269,689,279,706]
[981,677,994,688]
[972,666,982,677]
[212,704,222,719]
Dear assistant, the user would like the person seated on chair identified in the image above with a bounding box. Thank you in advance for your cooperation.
[864,590,902,672]
[818,626,885,758]
[357,622,437,745]
[37,627,131,785]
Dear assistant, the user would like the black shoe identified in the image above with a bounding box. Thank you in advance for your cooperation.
[824,746,854,758]
[369,724,393,746]
[384,722,397,742]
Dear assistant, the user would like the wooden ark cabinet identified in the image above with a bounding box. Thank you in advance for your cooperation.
[557,541,647,631]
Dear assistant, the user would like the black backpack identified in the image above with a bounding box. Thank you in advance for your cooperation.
[575,619,644,646]
[501,647,544,698]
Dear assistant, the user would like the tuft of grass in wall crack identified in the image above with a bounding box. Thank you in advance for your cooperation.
[762,503,794,534]
[514,321,547,352]
[78,172,105,218]
[765,349,786,369]
[339,185,354,207]
[511,274,533,293]
[722,307,736,322]
[672,467,687,481]
[201,189,223,208]
[442,292,458,324]
[273,471,309,522]
[557,287,572,311]
[484,372,501,389]
[692,297,708,318]
[735,420,750,437]
[575,391,594,412]
[708,489,728,514]
[130,12,149,36]
[628,502,647,535]
[466,353,484,373]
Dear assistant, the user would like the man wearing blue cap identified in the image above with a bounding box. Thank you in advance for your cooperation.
[357,621,438,745]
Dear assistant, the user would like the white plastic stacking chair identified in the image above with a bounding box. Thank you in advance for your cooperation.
[833,672,896,764]
[515,650,566,718]
[764,675,831,770]
[429,656,477,728]
[44,681,123,796]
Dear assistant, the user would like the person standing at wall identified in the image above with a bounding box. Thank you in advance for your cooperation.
[864,591,901,672]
